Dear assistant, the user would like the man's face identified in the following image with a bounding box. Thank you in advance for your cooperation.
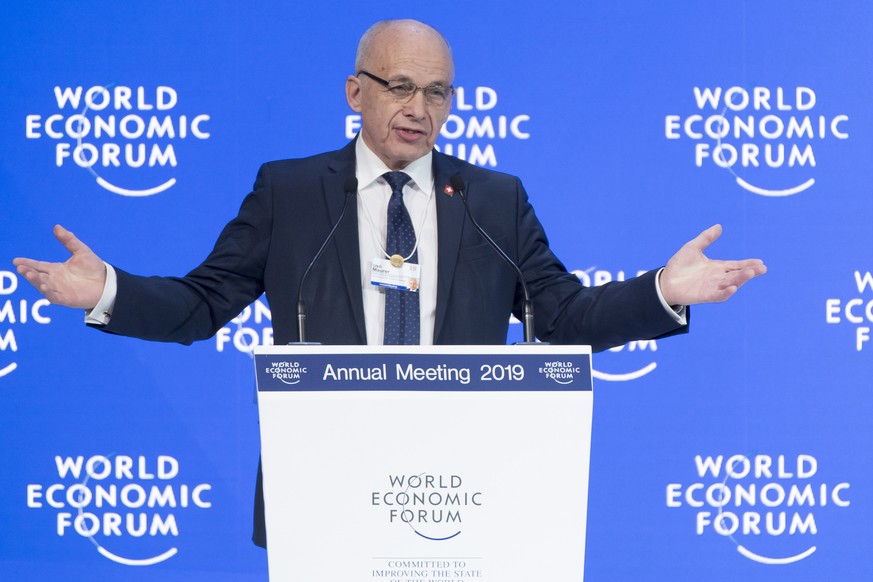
[346,24,454,170]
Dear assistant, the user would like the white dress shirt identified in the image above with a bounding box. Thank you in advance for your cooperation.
[355,138,438,345]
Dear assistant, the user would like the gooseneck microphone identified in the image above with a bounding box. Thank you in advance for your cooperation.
[295,176,358,343]
[449,174,539,344]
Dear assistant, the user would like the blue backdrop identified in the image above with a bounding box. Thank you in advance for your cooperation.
[2,1,871,580]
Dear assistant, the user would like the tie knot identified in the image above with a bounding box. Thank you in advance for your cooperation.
[383,171,411,194]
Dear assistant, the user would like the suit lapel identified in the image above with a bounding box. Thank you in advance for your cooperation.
[324,143,366,343]
[432,152,467,342]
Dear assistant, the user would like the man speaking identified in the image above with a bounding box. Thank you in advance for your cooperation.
[13,19,766,546]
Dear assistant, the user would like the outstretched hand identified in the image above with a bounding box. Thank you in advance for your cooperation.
[13,225,107,309]
[659,224,767,306]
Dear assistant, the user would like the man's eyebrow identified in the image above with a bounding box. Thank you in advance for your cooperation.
[388,74,449,87]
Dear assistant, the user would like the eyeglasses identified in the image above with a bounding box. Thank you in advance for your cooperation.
[357,70,454,106]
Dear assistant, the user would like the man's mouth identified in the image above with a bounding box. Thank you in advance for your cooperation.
[395,127,426,139]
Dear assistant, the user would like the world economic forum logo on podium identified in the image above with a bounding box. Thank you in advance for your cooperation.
[25,85,211,197]
[537,361,581,385]
[263,360,308,385]
[371,472,483,542]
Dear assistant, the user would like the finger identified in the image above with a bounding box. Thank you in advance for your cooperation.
[18,266,74,304]
[13,258,56,275]
[15,264,39,282]
[716,258,766,272]
[720,267,765,290]
[17,266,52,293]
[53,224,92,257]
[12,257,39,270]
[687,224,723,252]
[14,263,38,280]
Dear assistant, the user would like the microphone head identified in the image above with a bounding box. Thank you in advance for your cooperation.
[449,174,465,192]
[344,176,358,194]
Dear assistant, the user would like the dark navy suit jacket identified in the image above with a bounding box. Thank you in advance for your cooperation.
[100,140,687,546]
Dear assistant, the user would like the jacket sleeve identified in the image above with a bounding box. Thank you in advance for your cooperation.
[96,164,276,344]
[511,178,688,351]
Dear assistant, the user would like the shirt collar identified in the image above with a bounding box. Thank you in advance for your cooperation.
[355,137,434,196]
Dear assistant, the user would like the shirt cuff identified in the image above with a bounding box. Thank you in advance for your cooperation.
[84,262,117,325]
[655,267,687,326]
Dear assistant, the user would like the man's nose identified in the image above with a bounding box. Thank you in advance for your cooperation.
[403,88,428,117]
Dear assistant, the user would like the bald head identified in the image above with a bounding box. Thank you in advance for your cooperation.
[354,19,453,80]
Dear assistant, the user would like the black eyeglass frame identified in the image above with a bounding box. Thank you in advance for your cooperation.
[356,70,455,105]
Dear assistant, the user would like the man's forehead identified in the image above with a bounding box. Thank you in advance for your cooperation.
[366,27,452,62]
[366,51,454,84]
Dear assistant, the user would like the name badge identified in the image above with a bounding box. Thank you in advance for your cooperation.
[370,258,420,292]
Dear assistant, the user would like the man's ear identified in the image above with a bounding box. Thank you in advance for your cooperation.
[346,75,363,112]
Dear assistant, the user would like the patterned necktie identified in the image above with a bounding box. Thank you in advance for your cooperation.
[382,171,419,345]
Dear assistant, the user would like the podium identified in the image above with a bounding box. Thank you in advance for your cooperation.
[254,345,593,581]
